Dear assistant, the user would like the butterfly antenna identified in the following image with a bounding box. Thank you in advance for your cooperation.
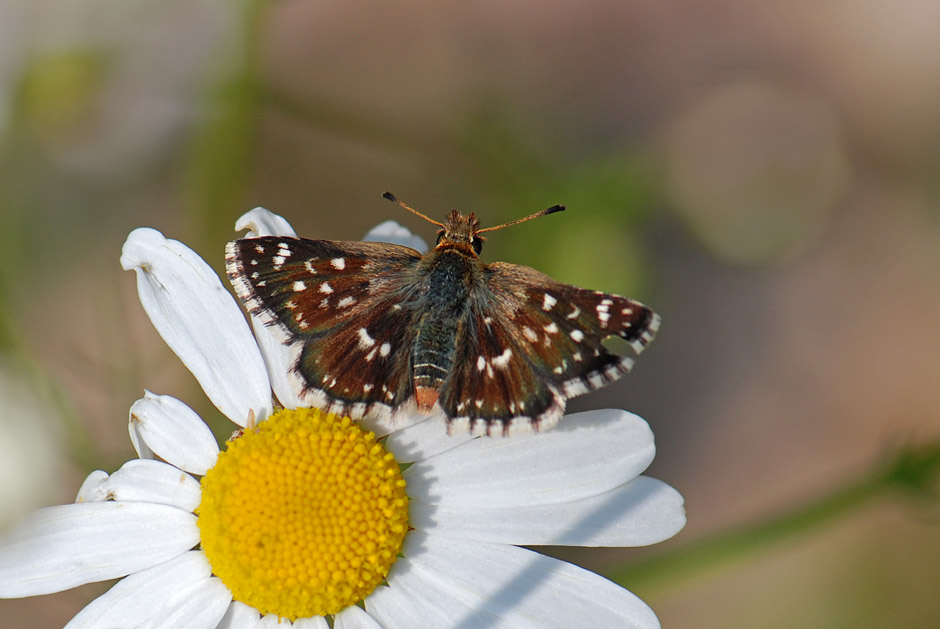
[475,204,565,234]
[383,192,445,228]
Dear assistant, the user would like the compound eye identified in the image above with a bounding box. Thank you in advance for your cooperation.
[436,231,445,245]
[472,238,483,254]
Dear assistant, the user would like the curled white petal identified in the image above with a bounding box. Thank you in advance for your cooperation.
[65,551,211,628]
[374,532,660,628]
[74,459,201,513]
[129,392,219,476]
[234,207,297,238]
[74,470,110,503]
[363,220,428,253]
[0,502,198,597]
[407,409,655,508]
[411,476,686,547]
[121,227,272,424]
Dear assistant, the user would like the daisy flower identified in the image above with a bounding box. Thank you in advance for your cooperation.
[0,209,686,628]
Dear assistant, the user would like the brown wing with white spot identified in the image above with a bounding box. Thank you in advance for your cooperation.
[226,237,423,418]
[439,261,659,435]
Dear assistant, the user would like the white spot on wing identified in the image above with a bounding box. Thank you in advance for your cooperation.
[543,322,559,334]
[380,342,391,357]
[522,326,538,342]
[337,296,355,307]
[292,281,306,292]
[319,282,334,294]
[476,356,486,371]
[542,294,557,311]
[492,348,513,368]
[570,329,584,342]
[358,328,375,349]
[331,257,346,270]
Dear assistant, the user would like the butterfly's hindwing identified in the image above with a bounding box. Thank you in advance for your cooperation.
[441,308,565,436]
[439,261,659,434]
[226,237,423,417]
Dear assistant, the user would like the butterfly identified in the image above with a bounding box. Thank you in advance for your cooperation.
[225,193,659,436]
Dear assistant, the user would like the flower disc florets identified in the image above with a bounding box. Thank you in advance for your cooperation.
[197,408,408,620]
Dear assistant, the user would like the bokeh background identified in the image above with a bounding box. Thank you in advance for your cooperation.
[2,1,940,627]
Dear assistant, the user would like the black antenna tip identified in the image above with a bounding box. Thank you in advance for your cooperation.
[382,191,398,203]
[546,204,565,215]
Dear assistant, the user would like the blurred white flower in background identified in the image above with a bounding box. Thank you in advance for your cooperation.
[0,361,64,531]
[0,0,240,179]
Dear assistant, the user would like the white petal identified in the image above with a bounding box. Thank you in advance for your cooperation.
[216,601,263,629]
[411,476,686,547]
[0,502,198,597]
[235,207,297,238]
[75,459,201,512]
[406,409,654,508]
[121,227,272,424]
[335,604,384,629]
[365,563,458,628]
[383,412,476,463]
[290,615,330,628]
[358,401,430,439]
[247,312,305,410]
[145,576,232,629]
[65,551,211,628]
[129,392,219,475]
[363,220,428,253]
[379,532,660,628]
[230,209,306,410]
[75,470,110,503]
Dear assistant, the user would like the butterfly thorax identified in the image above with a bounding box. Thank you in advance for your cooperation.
[410,241,483,411]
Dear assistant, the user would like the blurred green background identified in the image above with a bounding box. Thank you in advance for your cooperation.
[1,1,939,627]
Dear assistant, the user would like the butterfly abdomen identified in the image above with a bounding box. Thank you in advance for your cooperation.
[410,249,478,410]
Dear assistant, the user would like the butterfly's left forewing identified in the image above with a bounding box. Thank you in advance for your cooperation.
[226,237,423,418]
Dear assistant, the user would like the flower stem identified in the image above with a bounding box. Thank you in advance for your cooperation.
[183,0,269,255]
[611,439,940,590]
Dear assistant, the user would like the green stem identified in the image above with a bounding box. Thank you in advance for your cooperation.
[611,441,940,590]
[183,0,269,254]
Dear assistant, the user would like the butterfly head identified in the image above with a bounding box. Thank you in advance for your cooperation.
[382,192,565,258]
[437,210,485,255]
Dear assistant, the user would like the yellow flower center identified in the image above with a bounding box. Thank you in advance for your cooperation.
[197,408,409,620]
